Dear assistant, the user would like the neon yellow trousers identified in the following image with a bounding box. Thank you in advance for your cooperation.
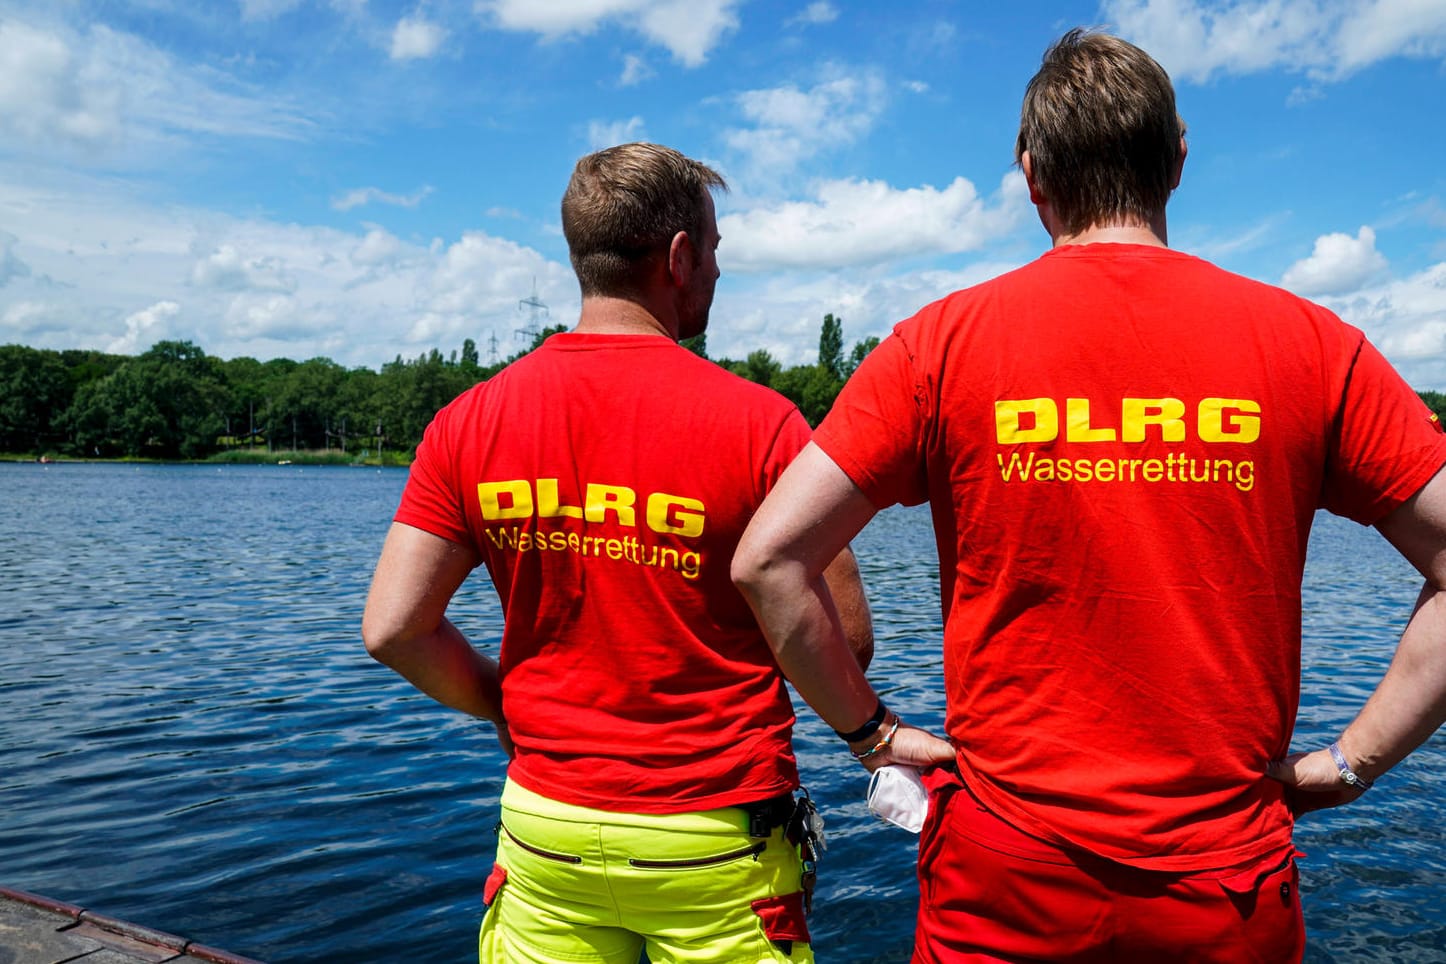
[479,779,814,964]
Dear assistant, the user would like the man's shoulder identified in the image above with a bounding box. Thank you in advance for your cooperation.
[669,349,803,414]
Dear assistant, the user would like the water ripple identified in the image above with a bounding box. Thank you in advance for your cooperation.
[1,466,1441,962]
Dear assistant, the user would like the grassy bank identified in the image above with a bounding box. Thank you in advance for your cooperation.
[204,448,411,467]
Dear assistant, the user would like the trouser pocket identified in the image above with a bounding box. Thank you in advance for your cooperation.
[627,841,767,869]
[500,822,582,864]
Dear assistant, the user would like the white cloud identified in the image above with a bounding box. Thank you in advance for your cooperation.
[1335,0,1446,73]
[0,170,579,368]
[724,67,887,178]
[0,17,312,163]
[789,3,839,26]
[0,20,124,147]
[109,300,179,355]
[587,116,646,149]
[1,300,77,341]
[350,227,407,268]
[1318,261,1446,389]
[1281,226,1389,296]
[224,293,307,340]
[190,245,299,293]
[719,171,1030,272]
[331,185,434,212]
[1105,0,1446,85]
[481,0,741,66]
[390,15,447,60]
[620,53,653,85]
[709,260,1023,366]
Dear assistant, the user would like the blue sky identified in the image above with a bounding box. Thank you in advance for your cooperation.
[2,0,1444,389]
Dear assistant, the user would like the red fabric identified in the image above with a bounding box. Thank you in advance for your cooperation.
[396,332,810,813]
[912,768,1305,962]
[482,864,507,906]
[750,893,811,943]
[816,243,1446,870]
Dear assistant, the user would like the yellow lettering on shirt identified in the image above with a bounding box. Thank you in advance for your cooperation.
[1198,398,1261,443]
[584,484,636,526]
[647,493,705,537]
[478,479,533,520]
[536,479,584,519]
[994,393,1262,494]
[478,477,706,581]
[1121,398,1186,443]
[995,398,1058,443]
[1066,398,1116,443]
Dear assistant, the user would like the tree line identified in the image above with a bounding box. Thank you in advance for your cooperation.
[0,314,879,461]
[5,317,1443,462]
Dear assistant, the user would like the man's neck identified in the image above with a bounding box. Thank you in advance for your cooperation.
[1051,214,1169,249]
[574,296,676,340]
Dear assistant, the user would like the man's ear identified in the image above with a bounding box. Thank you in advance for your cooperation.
[1020,150,1046,206]
[1171,135,1188,191]
[667,230,693,289]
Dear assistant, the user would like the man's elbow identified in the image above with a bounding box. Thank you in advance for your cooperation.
[361,609,410,666]
[730,546,768,601]
[731,534,790,604]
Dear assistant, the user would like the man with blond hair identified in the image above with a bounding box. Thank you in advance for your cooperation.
[733,29,1446,960]
[364,142,869,963]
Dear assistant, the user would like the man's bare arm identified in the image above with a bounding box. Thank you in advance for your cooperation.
[1268,466,1446,810]
[823,547,874,671]
[362,523,507,744]
[734,442,953,769]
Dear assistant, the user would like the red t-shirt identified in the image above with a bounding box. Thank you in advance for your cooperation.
[395,333,810,814]
[815,243,1446,870]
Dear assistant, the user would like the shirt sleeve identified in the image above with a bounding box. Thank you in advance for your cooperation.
[758,406,813,496]
[1321,334,1446,525]
[813,325,931,508]
[393,403,475,548]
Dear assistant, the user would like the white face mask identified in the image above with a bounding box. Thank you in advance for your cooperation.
[866,764,929,833]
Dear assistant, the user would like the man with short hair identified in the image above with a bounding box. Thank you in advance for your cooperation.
[732,29,1446,961]
[364,142,869,963]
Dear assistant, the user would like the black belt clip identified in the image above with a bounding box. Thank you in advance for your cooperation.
[742,792,797,838]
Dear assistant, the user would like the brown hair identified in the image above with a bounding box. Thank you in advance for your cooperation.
[1015,28,1185,236]
[561,142,727,298]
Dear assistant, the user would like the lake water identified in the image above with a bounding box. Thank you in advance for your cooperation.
[1,462,1442,962]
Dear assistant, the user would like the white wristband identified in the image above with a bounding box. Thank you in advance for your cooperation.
[1329,741,1372,791]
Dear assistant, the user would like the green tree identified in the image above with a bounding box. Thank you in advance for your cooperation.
[271,357,348,451]
[375,348,481,453]
[218,356,270,446]
[844,336,881,377]
[1420,390,1445,421]
[818,313,844,379]
[681,331,708,358]
[526,324,569,354]
[0,345,71,453]
[739,349,781,388]
[337,367,381,455]
[772,363,841,426]
[65,340,226,458]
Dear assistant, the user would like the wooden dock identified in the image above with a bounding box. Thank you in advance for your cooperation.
[0,886,264,964]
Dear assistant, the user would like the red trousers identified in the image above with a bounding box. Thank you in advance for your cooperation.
[913,768,1304,963]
